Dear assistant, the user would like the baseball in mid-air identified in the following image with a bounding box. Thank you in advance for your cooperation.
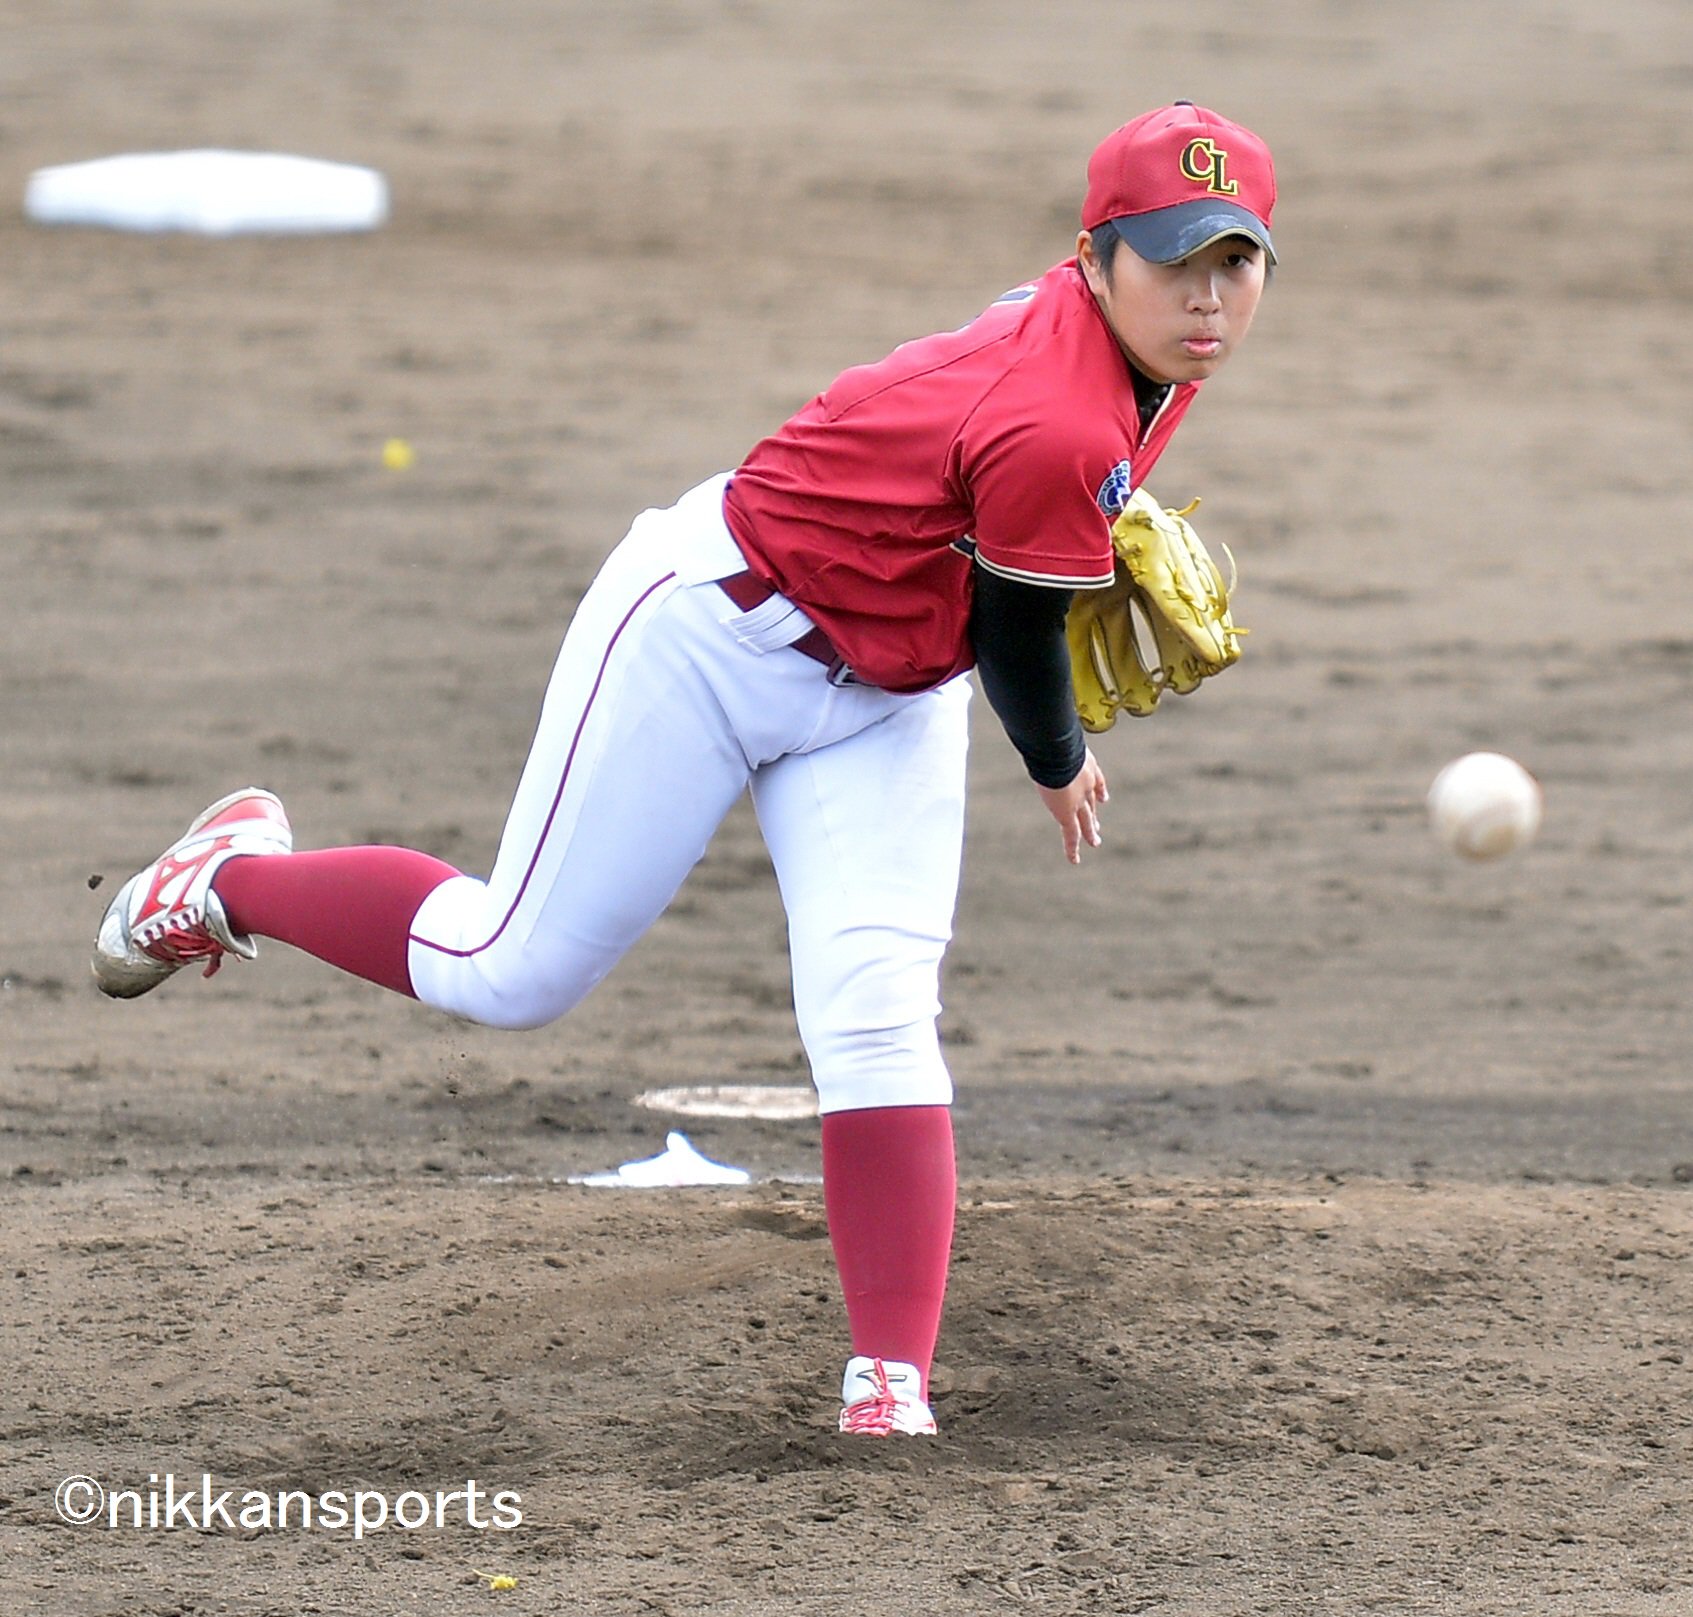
[1427,751,1543,860]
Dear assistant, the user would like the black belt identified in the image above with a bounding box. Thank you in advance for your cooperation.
[717,571,856,682]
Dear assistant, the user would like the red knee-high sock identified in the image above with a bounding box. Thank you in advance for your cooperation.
[213,847,460,997]
[820,1104,956,1394]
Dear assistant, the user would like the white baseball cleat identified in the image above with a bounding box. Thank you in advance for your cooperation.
[92,788,292,999]
[838,1356,937,1437]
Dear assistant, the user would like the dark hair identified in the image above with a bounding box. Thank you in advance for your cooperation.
[1088,223,1122,282]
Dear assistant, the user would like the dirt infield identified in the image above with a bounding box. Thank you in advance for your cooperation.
[3,2,1692,1613]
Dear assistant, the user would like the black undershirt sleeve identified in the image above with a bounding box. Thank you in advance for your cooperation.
[970,563,1088,790]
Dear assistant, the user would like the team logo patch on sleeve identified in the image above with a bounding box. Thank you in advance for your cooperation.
[1095,458,1134,516]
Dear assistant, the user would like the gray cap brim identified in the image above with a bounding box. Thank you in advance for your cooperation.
[1110,200,1277,266]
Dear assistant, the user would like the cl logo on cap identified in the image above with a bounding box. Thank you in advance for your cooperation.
[1179,137,1238,197]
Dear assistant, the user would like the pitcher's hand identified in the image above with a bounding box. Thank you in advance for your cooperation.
[1036,749,1108,865]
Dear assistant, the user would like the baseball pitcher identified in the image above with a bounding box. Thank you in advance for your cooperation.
[94,102,1275,1437]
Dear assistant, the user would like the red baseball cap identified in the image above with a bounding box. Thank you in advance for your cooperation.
[1082,102,1277,265]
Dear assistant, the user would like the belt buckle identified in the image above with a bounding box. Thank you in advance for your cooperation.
[826,660,861,688]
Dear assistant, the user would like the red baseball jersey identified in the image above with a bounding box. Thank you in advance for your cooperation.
[723,258,1200,693]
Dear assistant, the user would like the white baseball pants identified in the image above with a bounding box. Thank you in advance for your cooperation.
[405,475,971,1115]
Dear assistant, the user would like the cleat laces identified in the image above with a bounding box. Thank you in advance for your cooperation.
[130,836,235,974]
[840,1359,902,1436]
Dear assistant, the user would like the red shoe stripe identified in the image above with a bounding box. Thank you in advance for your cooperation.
[199,797,288,835]
[137,836,234,925]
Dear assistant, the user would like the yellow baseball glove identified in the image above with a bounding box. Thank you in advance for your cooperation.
[1066,490,1245,732]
